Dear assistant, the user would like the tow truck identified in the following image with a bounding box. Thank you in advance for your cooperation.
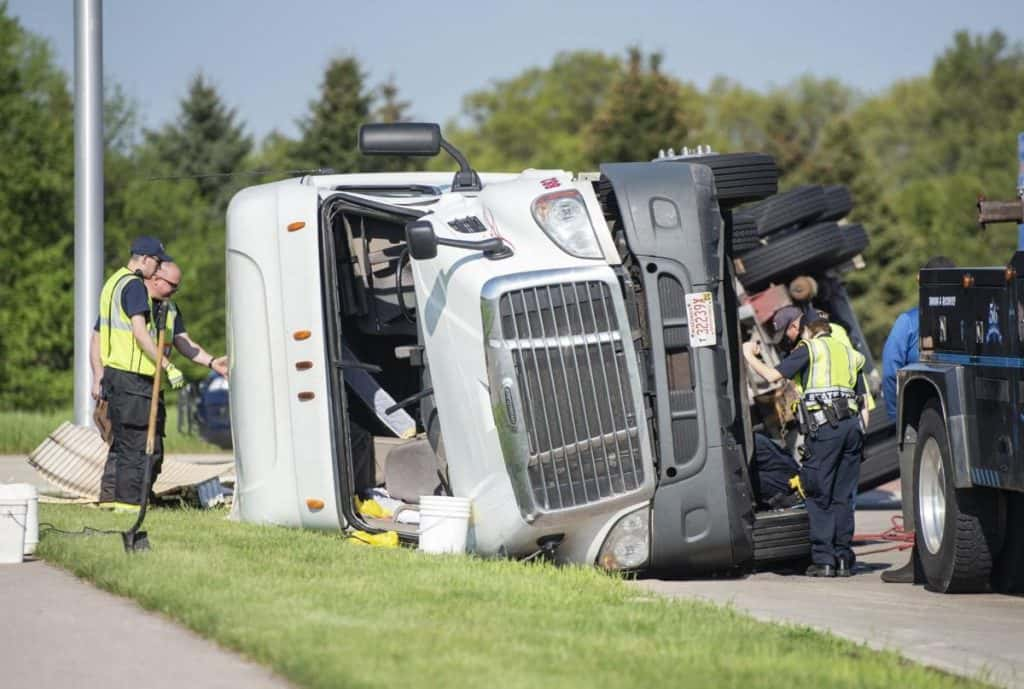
[897,192,1024,593]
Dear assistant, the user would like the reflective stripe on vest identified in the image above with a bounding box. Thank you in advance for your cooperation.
[798,334,865,410]
[98,268,175,376]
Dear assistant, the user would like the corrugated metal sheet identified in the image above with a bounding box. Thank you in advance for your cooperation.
[28,422,234,501]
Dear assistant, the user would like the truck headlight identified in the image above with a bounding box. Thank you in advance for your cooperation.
[598,507,650,571]
[531,190,603,259]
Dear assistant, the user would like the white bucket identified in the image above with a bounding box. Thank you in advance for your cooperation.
[417,495,471,554]
[0,484,38,555]
[0,500,27,564]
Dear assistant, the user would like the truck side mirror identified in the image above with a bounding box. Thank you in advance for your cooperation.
[405,221,512,261]
[359,123,441,156]
[406,221,439,260]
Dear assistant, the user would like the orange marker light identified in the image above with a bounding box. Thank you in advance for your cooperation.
[293,330,311,341]
[295,361,314,370]
[1006,267,1017,282]
[306,498,325,511]
[287,221,306,232]
[298,391,315,401]
[961,274,975,288]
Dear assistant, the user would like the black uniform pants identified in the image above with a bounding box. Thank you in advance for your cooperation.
[751,432,801,505]
[801,416,862,566]
[99,367,166,505]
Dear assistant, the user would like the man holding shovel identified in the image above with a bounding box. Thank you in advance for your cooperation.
[94,237,185,513]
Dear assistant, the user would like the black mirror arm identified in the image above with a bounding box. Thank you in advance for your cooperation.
[435,236,511,260]
[440,138,482,192]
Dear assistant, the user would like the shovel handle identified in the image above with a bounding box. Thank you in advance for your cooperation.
[145,304,168,456]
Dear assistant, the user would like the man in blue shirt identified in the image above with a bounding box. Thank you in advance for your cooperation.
[880,255,955,583]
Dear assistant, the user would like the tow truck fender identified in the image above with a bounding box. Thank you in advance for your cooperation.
[897,361,975,488]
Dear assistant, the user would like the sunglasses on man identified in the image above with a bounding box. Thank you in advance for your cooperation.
[156,275,179,293]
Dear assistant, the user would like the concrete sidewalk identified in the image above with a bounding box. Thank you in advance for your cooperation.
[0,559,291,689]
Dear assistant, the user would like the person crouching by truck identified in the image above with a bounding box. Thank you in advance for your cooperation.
[743,317,868,577]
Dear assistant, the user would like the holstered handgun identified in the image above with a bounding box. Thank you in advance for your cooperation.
[797,396,816,435]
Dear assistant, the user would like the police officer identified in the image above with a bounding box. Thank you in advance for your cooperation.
[743,316,867,577]
[96,237,185,511]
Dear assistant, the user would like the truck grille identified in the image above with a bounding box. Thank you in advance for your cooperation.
[496,281,645,511]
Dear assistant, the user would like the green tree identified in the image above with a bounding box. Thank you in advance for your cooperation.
[0,4,75,410]
[585,47,702,164]
[142,73,252,211]
[292,57,373,173]
[443,51,621,171]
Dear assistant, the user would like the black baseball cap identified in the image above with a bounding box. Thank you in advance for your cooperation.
[769,305,803,344]
[130,236,173,262]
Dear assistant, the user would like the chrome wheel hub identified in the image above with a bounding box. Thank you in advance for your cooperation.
[918,437,946,555]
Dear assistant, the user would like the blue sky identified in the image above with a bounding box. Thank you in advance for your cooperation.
[9,0,1022,143]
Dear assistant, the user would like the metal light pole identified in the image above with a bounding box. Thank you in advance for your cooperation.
[73,0,104,426]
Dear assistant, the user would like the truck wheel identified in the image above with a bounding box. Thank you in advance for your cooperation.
[992,492,1024,593]
[734,222,843,291]
[914,404,999,593]
[832,223,869,264]
[819,185,854,222]
[750,185,827,237]
[669,153,778,207]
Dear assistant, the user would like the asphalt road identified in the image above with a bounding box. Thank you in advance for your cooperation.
[635,491,1024,689]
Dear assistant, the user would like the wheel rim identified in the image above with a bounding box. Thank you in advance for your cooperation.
[918,437,946,555]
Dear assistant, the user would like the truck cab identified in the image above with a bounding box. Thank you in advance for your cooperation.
[226,123,890,574]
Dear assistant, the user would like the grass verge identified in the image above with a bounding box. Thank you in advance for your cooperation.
[0,407,225,454]
[38,504,988,689]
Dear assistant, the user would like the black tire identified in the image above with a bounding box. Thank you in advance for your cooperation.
[750,185,827,237]
[992,492,1024,593]
[734,222,844,291]
[833,224,869,264]
[914,404,1000,593]
[730,211,762,253]
[667,152,778,207]
[820,185,854,222]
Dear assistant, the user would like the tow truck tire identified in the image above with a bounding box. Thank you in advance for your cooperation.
[992,492,1024,593]
[914,405,999,593]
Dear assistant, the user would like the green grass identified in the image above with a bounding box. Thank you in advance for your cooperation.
[0,407,227,454]
[37,505,989,689]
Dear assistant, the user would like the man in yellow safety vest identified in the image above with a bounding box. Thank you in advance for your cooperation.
[94,237,184,511]
[744,316,867,578]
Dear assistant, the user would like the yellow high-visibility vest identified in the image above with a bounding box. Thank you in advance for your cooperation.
[798,332,865,411]
[791,321,875,412]
[98,268,177,376]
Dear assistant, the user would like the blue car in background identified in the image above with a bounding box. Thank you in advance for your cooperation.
[179,371,232,449]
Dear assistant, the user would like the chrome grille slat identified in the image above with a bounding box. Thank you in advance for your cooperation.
[494,278,644,511]
[533,285,579,506]
[585,281,628,494]
[596,281,640,487]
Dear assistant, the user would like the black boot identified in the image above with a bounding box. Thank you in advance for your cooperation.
[806,563,835,577]
[837,558,854,577]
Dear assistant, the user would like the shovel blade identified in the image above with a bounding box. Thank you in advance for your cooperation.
[122,530,150,553]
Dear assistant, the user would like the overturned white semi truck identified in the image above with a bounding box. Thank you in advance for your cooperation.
[226,123,896,573]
